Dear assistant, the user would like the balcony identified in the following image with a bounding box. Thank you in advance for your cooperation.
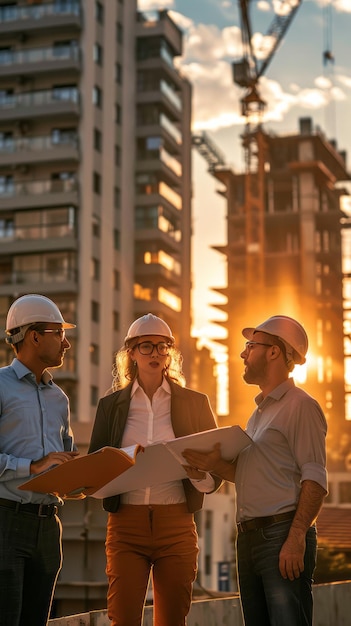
[0,266,78,297]
[0,45,81,79]
[0,178,79,211]
[0,134,79,167]
[0,88,80,122]
[0,1,81,37]
[0,221,77,256]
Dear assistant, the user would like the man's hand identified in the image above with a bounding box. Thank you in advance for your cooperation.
[182,442,222,473]
[30,451,79,475]
[279,530,306,580]
[182,443,235,482]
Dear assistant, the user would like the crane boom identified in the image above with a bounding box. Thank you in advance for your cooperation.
[233,0,302,120]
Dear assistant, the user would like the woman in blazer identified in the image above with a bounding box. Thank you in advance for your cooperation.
[88,314,221,626]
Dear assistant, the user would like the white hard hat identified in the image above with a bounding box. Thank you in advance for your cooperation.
[242,315,308,365]
[5,294,75,344]
[124,314,175,345]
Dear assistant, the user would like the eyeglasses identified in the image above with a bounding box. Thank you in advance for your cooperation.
[135,341,170,356]
[245,341,274,351]
[38,329,66,342]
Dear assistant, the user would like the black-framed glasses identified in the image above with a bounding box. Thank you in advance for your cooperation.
[245,341,273,351]
[37,329,66,342]
[135,341,170,356]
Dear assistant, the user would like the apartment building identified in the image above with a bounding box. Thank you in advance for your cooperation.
[213,118,351,445]
[0,0,193,417]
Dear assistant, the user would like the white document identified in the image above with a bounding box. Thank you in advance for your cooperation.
[91,425,251,499]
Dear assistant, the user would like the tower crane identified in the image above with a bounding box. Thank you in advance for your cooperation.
[233,0,302,125]
[232,0,302,292]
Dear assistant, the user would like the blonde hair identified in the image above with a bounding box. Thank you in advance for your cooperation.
[111,341,186,391]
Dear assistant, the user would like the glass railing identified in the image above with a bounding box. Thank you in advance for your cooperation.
[0,222,76,242]
[160,113,182,145]
[0,1,81,22]
[0,267,78,287]
[0,87,79,109]
[0,134,78,154]
[160,147,182,177]
[160,79,181,111]
[0,45,79,66]
[159,181,182,210]
[0,178,78,198]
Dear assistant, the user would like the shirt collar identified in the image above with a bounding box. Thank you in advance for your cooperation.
[10,357,53,385]
[131,376,171,398]
[255,377,295,405]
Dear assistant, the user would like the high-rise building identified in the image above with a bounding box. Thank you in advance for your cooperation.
[0,2,193,421]
[213,117,351,445]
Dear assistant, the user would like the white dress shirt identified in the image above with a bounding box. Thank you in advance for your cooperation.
[120,378,214,504]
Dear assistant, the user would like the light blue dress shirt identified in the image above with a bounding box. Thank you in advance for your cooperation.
[0,358,75,505]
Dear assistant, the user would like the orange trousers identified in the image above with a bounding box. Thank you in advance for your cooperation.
[105,503,199,626]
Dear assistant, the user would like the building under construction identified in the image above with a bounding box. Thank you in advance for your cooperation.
[211,116,351,448]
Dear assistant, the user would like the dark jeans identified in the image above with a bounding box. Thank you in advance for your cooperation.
[0,506,62,626]
[237,520,317,626]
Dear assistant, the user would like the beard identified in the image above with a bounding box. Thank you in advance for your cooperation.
[243,354,268,385]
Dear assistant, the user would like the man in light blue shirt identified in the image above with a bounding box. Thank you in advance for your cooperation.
[0,294,78,626]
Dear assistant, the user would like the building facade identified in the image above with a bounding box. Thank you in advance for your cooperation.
[0,1,193,416]
[213,117,351,444]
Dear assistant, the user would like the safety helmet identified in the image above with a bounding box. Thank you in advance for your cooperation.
[5,294,76,345]
[242,315,308,365]
[124,313,175,345]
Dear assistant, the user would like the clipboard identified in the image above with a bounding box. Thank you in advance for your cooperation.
[19,425,251,499]
[18,444,142,499]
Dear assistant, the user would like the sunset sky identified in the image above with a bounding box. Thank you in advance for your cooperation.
[138,0,351,357]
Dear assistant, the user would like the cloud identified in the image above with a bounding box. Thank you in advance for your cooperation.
[137,0,173,10]
[328,0,351,13]
[337,74,351,89]
[169,6,351,132]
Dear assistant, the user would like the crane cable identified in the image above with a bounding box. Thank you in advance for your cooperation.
[322,0,337,140]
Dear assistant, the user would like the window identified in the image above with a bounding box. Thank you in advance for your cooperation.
[91,300,99,322]
[52,84,78,102]
[91,385,99,406]
[114,186,120,209]
[90,343,99,365]
[53,40,76,58]
[95,1,104,24]
[51,127,76,145]
[115,144,121,166]
[116,22,123,44]
[0,175,14,195]
[0,217,14,239]
[113,310,120,331]
[94,128,102,152]
[0,131,14,150]
[115,103,121,125]
[93,85,102,108]
[91,257,100,280]
[93,42,103,66]
[115,62,122,84]
[93,171,101,195]
[92,216,100,238]
[114,229,120,250]
[113,270,120,290]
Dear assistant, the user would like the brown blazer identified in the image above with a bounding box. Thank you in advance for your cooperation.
[88,378,222,513]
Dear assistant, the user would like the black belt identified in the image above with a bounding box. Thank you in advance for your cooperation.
[0,497,58,518]
[237,510,296,534]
